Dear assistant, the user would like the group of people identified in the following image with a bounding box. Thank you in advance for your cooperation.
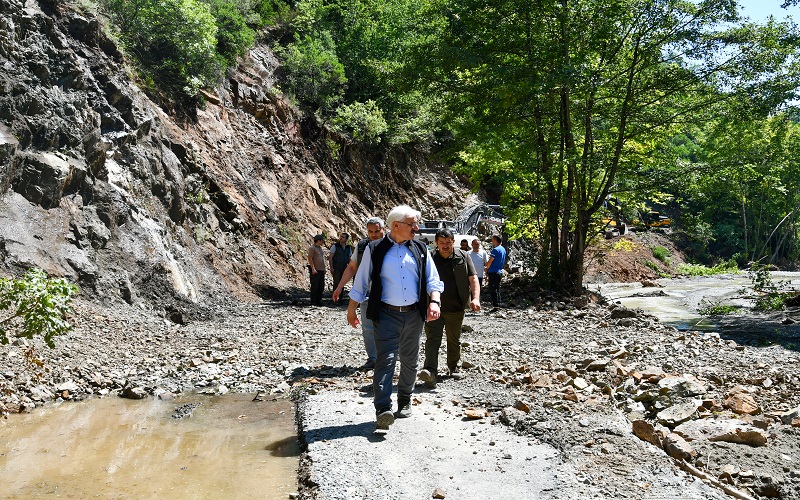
[310,205,507,430]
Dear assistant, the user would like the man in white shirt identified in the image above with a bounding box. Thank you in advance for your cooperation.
[346,205,444,430]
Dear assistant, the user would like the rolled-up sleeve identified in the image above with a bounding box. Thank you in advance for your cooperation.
[348,245,372,303]
[424,251,444,294]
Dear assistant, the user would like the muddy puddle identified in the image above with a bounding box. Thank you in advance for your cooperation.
[0,393,299,499]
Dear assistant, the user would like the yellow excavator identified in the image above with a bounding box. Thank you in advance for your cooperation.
[602,198,670,238]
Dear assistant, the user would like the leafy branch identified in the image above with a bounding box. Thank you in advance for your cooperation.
[0,269,78,348]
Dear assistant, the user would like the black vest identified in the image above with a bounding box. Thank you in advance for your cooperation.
[365,236,429,322]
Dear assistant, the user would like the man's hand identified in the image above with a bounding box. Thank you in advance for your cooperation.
[469,298,481,312]
[347,303,360,328]
[426,302,441,322]
[332,286,343,303]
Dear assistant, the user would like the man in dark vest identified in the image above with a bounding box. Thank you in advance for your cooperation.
[328,232,352,304]
[346,205,444,430]
[332,217,386,370]
[419,229,480,389]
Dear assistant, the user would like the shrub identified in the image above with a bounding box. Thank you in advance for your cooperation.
[749,263,789,311]
[0,269,78,348]
[332,100,388,144]
[612,239,636,252]
[277,31,346,111]
[651,245,670,263]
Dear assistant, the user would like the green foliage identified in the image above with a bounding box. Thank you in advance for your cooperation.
[276,31,346,111]
[651,246,670,263]
[332,100,388,143]
[207,0,256,68]
[697,300,741,316]
[748,263,790,311]
[676,260,738,277]
[0,269,78,349]
[100,0,220,97]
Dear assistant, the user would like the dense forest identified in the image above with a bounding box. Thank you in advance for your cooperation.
[96,0,800,293]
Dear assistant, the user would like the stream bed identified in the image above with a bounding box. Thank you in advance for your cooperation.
[592,272,800,342]
[0,392,299,499]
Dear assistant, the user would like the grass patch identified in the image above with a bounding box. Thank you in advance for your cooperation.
[676,260,738,276]
[651,245,670,262]
[697,300,741,316]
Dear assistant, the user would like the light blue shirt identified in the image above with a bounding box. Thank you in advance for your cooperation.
[349,234,443,306]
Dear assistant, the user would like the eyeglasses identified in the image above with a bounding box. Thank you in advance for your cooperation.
[396,220,419,228]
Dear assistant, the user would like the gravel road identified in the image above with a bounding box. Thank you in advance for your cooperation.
[2,282,800,499]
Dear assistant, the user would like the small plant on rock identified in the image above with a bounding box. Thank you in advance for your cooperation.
[0,268,78,348]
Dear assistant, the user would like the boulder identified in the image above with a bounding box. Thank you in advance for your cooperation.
[673,419,767,447]
[723,387,761,415]
[662,433,695,461]
[657,401,699,428]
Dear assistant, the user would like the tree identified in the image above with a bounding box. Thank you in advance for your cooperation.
[406,0,800,293]
[101,0,220,97]
[276,31,347,111]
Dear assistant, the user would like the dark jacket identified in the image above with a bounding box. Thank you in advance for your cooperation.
[433,248,473,311]
[365,236,429,322]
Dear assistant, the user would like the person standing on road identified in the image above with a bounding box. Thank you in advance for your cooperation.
[469,239,489,288]
[485,235,507,310]
[328,232,352,304]
[419,229,480,389]
[308,235,326,306]
[332,217,385,370]
[346,205,443,430]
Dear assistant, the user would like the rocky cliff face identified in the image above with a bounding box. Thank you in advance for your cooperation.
[0,0,472,314]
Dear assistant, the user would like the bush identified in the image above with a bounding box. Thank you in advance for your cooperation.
[749,263,789,311]
[332,100,388,144]
[0,269,78,348]
[277,31,346,111]
[651,245,670,263]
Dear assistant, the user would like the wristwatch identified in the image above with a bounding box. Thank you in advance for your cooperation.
[430,299,441,306]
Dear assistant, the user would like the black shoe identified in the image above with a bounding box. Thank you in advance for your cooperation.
[359,360,375,371]
[376,409,394,430]
[396,398,412,418]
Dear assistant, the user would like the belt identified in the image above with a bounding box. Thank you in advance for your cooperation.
[381,302,418,312]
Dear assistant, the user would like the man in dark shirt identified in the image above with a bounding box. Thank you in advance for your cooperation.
[419,229,480,388]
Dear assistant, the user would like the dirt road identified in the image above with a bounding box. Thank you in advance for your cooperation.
[1,289,799,499]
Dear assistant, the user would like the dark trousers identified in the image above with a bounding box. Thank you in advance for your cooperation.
[309,268,325,305]
[332,266,347,300]
[487,272,502,307]
[373,309,424,412]
[424,310,465,374]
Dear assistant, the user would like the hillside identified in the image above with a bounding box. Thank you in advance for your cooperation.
[0,0,477,314]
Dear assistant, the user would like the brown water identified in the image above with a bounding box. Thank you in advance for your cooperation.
[0,393,299,499]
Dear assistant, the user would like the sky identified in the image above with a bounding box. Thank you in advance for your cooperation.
[737,0,799,22]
